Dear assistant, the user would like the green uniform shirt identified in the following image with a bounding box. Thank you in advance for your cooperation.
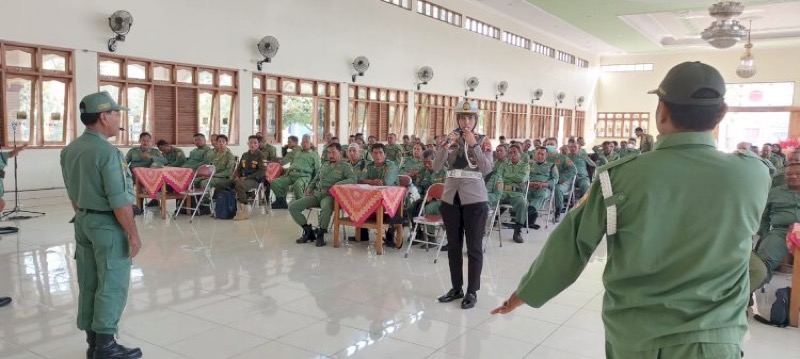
[639,133,655,152]
[61,130,135,211]
[597,151,620,166]
[308,161,356,196]
[260,143,278,162]
[400,157,425,177]
[567,154,590,179]
[361,160,399,186]
[758,184,800,236]
[125,147,167,168]
[183,145,212,170]
[163,147,187,167]
[530,161,558,189]
[416,167,446,194]
[236,150,267,180]
[403,143,415,158]
[547,152,577,183]
[497,160,530,193]
[385,144,405,165]
[766,154,784,172]
[283,149,320,177]
[207,148,236,179]
[514,132,771,351]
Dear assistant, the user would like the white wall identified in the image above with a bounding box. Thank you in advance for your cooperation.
[0,0,599,191]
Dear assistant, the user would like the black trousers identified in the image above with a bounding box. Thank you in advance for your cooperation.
[439,193,488,293]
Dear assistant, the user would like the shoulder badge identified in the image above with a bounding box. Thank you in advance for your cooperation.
[595,154,637,174]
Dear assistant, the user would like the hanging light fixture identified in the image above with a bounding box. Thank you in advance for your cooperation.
[701,1,748,49]
[736,20,756,78]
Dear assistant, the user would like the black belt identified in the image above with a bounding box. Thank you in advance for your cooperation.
[78,208,114,215]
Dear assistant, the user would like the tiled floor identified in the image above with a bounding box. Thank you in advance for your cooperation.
[0,196,798,358]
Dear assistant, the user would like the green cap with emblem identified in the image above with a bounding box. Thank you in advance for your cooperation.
[647,61,726,106]
[455,100,479,114]
[79,91,128,114]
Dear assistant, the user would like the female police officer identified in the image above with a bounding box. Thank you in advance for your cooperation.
[433,100,493,309]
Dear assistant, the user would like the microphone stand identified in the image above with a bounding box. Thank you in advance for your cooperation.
[1,122,45,221]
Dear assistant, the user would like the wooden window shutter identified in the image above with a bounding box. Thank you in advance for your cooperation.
[153,85,176,143]
[176,87,197,145]
[0,79,4,142]
[378,103,389,141]
[368,102,380,139]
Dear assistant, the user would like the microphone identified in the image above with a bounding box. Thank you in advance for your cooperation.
[118,127,126,131]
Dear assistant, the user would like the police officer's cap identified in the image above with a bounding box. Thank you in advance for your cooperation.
[647,61,725,106]
[79,91,128,114]
[455,100,479,115]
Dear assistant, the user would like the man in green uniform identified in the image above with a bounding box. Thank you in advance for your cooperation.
[596,141,620,166]
[492,62,771,359]
[385,133,405,165]
[289,143,356,247]
[156,140,186,167]
[271,135,320,209]
[257,134,278,162]
[346,143,368,176]
[198,134,236,191]
[400,143,425,181]
[770,149,800,187]
[527,147,558,230]
[231,136,267,220]
[497,145,530,243]
[281,135,299,158]
[636,127,655,153]
[125,132,166,169]
[761,144,784,173]
[355,143,400,247]
[402,135,414,158]
[544,137,576,220]
[567,143,591,195]
[60,91,143,359]
[182,133,213,170]
[493,144,507,167]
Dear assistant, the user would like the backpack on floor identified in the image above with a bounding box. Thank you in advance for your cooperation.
[213,189,237,220]
[754,286,791,328]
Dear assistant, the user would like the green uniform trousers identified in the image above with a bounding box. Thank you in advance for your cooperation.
[576,177,590,195]
[196,177,233,191]
[749,228,790,292]
[528,188,551,211]
[606,342,741,359]
[554,181,570,211]
[288,194,334,229]
[74,211,132,335]
[234,178,261,204]
[749,251,768,294]
[488,192,501,209]
[272,173,311,200]
[500,192,527,224]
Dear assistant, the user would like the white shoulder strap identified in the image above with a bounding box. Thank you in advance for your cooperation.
[598,171,617,236]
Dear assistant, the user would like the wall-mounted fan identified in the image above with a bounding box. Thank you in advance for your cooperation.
[496,81,508,99]
[576,96,586,107]
[352,56,370,82]
[531,88,544,103]
[556,92,566,104]
[107,10,133,52]
[416,66,433,90]
[256,36,280,71]
[464,77,479,96]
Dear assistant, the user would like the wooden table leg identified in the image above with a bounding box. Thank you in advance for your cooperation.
[135,180,144,209]
[160,182,167,219]
[333,201,341,248]
[395,206,403,248]
[376,205,384,255]
[790,248,799,327]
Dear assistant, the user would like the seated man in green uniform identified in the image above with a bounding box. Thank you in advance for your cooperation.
[544,137,576,221]
[231,135,267,221]
[596,141,620,166]
[125,132,167,169]
[528,147,558,230]
[61,91,143,359]
[346,143,368,174]
[402,135,414,158]
[156,140,186,167]
[497,145,530,243]
[289,143,356,247]
[197,134,236,191]
[256,134,278,162]
[385,133,405,165]
[494,61,771,359]
[750,163,800,296]
[271,135,320,209]
[770,149,800,187]
[353,143,400,247]
[182,133,212,170]
[567,143,592,196]
[761,144,784,173]
[281,135,299,158]
[400,143,425,181]
[493,143,508,166]
[408,149,447,248]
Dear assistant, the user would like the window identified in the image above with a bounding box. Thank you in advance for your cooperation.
[532,42,555,57]
[596,112,649,138]
[556,50,576,65]
[415,93,457,143]
[500,102,527,139]
[464,17,500,39]
[576,58,589,68]
[417,1,462,27]
[556,108,574,142]
[502,31,531,50]
[349,85,408,141]
[381,0,411,9]
[1,42,73,146]
[600,63,654,73]
[99,55,239,146]
[530,104,552,139]
[254,73,338,145]
[725,82,795,107]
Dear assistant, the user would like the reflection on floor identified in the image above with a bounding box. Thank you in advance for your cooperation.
[0,196,797,358]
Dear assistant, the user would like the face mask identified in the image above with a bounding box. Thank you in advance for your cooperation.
[545,145,556,153]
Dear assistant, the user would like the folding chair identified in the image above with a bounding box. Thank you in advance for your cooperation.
[174,164,215,223]
[404,183,446,263]
[483,199,502,253]
[497,178,531,246]
[563,175,579,211]
[398,174,414,225]
[537,191,557,229]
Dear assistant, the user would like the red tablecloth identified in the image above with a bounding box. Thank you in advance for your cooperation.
[132,167,194,198]
[266,162,283,182]
[330,184,407,226]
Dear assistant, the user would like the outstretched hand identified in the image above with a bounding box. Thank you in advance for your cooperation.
[490,292,525,315]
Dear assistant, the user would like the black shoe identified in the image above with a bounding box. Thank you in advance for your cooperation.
[93,333,142,359]
[0,296,11,307]
[553,211,561,222]
[531,224,541,230]
[271,197,288,209]
[384,229,397,249]
[132,206,143,216]
[441,243,450,251]
[512,228,524,243]
[461,292,477,309]
[145,199,159,207]
[86,331,96,359]
[437,288,464,303]
[295,224,315,244]
[315,229,327,247]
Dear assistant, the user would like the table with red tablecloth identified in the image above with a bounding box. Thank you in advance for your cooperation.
[132,167,195,219]
[330,184,407,255]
